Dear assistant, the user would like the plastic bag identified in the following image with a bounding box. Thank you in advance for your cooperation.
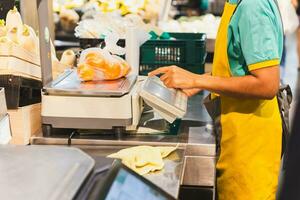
[77,48,131,81]
[104,31,126,55]
[74,19,103,38]
[75,13,148,39]
[278,0,299,35]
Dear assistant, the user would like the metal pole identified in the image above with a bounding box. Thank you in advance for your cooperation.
[159,0,172,22]
[20,0,39,31]
[37,0,53,86]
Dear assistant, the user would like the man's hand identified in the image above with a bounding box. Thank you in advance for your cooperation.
[292,0,298,8]
[182,88,202,97]
[148,66,199,89]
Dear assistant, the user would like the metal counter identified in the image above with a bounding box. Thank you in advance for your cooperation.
[31,94,216,198]
[76,145,185,198]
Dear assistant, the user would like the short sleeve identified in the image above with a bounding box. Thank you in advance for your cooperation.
[238,0,282,71]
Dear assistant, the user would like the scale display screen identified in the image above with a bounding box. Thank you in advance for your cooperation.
[105,168,168,200]
[139,76,187,123]
[142,77,177,106]
[97,161,175,200]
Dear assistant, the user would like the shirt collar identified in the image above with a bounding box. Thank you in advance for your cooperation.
[228,0,239,4]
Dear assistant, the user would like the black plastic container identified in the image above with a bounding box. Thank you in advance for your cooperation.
[0,0,15,19]
[139,33,207,75]
[79,38,126,49]
[0,75,42,109]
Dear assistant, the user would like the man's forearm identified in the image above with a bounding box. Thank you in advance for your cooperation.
[194,74,278,99]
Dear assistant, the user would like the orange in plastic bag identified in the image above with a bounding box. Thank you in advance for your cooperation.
[77,48,131,81]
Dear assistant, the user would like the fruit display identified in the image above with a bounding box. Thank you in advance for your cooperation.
[159,14,221,39]
[78,0,160,19]
[54,0,161,37]
[0,7,73,80]
[1,7,39,54]
[53,0,86,12]
[75,13,153,39]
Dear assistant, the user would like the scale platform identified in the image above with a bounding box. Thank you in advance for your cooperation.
[43,69,137,97]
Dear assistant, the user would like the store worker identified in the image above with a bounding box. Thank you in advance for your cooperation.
[150,0,283,199]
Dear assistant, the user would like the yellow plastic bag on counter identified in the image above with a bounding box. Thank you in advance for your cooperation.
[77,48,131,81]
[107,145,178,175]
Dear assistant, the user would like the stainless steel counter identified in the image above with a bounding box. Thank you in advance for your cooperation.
[31,94,216,198]
[145,150,184,198]
[74,145,185,198]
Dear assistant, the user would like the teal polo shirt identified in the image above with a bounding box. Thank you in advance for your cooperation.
[227,0,283,76]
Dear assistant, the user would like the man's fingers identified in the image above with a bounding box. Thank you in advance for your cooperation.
[182,88,201,97]
[183,91,193,97]
[182,90,190,96]
[148,67,170,76]
[160,73,169,82]
[164,79,172,88]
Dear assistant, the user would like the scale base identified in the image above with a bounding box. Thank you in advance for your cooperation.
[42,108,182,138]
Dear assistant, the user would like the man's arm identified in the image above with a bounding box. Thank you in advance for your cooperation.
[196,66,280,99]
[149,65,280,100]
[292,0,298,8]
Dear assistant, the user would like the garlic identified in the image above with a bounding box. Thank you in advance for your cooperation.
[23,25,39,54]
[18,25,38,53]
[6,7,23,31]
[0,36,12,44]
[60,49,76,67]
[7,27,19,44]
[26,25,38,39]
[0,20,7,37]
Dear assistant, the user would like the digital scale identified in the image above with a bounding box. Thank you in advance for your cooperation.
[37,0,188,137]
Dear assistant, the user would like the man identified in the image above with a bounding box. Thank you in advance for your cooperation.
[150,0,283,199]
[292,0,300,71]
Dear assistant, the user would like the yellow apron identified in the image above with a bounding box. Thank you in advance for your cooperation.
[212,2,282,200]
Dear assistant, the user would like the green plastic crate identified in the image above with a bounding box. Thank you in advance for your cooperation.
[139,33,207,75]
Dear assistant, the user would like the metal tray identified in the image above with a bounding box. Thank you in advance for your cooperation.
[0,145,95,200]
[43,69,137,97]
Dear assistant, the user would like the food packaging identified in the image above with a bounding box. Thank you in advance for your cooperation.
[77,48,131,81]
